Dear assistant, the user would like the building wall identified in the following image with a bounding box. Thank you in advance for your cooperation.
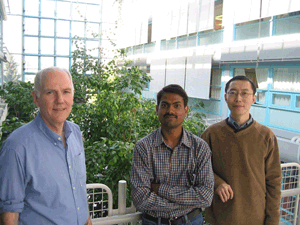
[120,0,300,136]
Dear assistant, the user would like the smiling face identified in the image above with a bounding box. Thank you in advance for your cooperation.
[225,80,256,124]
[32,69,74,133]
[156,92,188,130]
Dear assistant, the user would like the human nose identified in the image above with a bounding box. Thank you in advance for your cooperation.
[56,91,64,103]
[168,105,175,114]
[235,93,242,101]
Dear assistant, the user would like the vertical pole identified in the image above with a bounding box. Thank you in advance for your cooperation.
[118,180,127,215]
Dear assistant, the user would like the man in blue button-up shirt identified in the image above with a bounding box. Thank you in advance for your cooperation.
[0,67,91,225]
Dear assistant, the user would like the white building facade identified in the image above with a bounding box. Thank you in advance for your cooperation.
[118,0,300,138]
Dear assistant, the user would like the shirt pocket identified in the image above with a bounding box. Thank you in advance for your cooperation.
[74,151,87,185]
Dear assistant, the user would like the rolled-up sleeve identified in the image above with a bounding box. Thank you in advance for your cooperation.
[0,144,26,214]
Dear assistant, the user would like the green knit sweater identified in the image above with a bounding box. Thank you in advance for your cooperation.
[201,119,282,225]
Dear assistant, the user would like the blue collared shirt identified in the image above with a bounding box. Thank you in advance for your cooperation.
[228,114,253,130]
[0,113,88,225]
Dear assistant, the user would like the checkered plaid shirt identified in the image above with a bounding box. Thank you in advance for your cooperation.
[131,127,214,219]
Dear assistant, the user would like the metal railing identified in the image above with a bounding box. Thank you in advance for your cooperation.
[87,181,142,225]
[280,163,300,225]
[87,163,300,225]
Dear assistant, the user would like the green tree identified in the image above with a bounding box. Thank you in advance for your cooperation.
[0,81,36,143]
[0,38,207,209]
[4,55,21,83]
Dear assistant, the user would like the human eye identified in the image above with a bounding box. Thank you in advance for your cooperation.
[46,90,53,95]
[174,103,181,108]
[64,90,71,94]
[228,90,236,95]
[241,92,249,97]
[161,103,167,108]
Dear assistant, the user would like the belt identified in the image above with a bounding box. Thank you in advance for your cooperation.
[143,208,202,225]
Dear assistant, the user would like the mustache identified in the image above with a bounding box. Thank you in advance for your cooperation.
[164,113,177,118]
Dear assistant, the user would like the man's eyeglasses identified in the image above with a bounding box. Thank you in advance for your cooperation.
[227,91,253,98]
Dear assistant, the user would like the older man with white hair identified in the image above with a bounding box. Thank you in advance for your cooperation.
[0,67,91,225]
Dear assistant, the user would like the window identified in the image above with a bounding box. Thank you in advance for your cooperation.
[234,68,269,104]
[273,68,300,92]
[210,68,222,99]
[234,17,271,41]
[148,17,152,44]
[214,0,223,30]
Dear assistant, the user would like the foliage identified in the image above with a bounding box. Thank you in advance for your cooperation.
[85,138,135,207]
[184,101,207,136]
[4,55,21,83]
[0,38,207,209]
[0,81,36,144]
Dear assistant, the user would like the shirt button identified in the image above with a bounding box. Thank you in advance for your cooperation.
[69,166,71,169]
[54,143,57,145]
[77,207,80,210]
[58,137,61,140]
[73,187,75,190]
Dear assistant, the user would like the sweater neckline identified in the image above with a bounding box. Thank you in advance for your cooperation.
[224,118,256,136]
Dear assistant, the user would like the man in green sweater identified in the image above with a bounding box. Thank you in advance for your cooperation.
[201,76,282,225]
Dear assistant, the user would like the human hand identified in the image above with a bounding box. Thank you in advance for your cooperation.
[84,217,92,225]
[216,183,234,203]
[151,183,160,194]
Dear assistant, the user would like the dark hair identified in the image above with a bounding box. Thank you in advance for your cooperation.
[157,84,188,107]
[225,76,256,94]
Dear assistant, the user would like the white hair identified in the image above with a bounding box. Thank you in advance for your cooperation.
[34,67,74,97]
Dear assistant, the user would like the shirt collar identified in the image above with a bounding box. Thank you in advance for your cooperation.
[228,114,253,130]
[34,113,71,142]
[154,127,191,149]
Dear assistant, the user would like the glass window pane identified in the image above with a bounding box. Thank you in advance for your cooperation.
[41,57,54,69]
[133,45,143,54]
[275,15,300,36]
[178,36,187,49]
[210,87,221,99]
[24,18,38,35]
[24,37,38,54]
[273,68,300,92]
[25,75,35,83]
[166,38,176,50]
[187,35,197,47]
[72,3,85,21]
[56,39,70,56]
[86,41,99,57]
[56,57,70,70]
[24,0,39,16]
[297,96,300,108]
[24,56,38,73]
[86,23,100,39]
[211,69,222,86]
[234,68,260,90]
[56,21,70,37]
[10,0,22,14]
[4,16,23,54]
[41,0,55,18]
[255,68,268,89]
[257,92,266,103]
[41,38,54,55]
[235,20,270,41]
[41,19,54,36]
[72,22,85,38]
[199,30,223,46]
[57,1,71,20]
[86,4,101,22]
[272,94,291,107]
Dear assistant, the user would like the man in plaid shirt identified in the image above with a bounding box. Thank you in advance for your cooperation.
[131,84,214,225]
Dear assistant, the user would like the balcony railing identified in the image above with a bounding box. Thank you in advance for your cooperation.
[88,163,300,225]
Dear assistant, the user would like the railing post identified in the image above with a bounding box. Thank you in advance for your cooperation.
[118,180,127,215]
